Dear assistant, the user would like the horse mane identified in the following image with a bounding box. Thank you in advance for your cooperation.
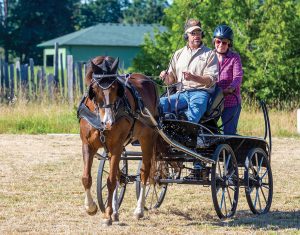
[85,56,116,86]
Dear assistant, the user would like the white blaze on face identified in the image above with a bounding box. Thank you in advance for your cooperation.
[102,89,114,129]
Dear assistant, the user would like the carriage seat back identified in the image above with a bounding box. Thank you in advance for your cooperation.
[201,85,224,122]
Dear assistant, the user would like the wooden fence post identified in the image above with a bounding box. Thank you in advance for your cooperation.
[54,42,59,85]
[4,62,9,90]
[29,58,35,98]
[9,64,14,100]
[77,62,83,94]
[15,61,21,97]
[0,58,3,93]
[47,74,55,102]
[67,55,74,105]
[60,52,65,97]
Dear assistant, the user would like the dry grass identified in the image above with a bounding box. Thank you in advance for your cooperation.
[0,134,299,234]
[239,108,298,137]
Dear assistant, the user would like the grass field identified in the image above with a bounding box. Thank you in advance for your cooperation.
[0,134,299,234]
[0,101,299,137]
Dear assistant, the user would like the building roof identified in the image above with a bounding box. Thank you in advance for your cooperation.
[38,23,165,47]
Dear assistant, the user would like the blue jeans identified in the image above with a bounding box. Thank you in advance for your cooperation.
[221,104,241,135]
[160,90,210,123]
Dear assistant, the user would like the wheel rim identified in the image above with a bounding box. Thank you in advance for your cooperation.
[97,156,127,213]
[211,144,239,219]
[245,148,273,214]
[136,160,167,210]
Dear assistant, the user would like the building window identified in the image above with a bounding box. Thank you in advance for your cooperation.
[46,55,54,67]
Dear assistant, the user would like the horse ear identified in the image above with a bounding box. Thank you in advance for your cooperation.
[91,60,102,73]
[111,57,119,74]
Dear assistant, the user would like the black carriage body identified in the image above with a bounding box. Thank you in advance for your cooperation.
[159,119,270,166]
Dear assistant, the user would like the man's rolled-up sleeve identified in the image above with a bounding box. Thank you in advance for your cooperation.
[203,51,219,87]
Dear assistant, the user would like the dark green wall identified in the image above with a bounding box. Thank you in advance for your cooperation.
[66,45,140,69]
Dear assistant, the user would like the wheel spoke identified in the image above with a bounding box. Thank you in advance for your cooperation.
[224,188,228,216]
[218,161,222,177]
[262,184,270,190]
[260,186,268,204]
[228,186,236,192]
[226,186,233,208]
[258,190,262,211]
[258,156,264,175]
[101,183,107,190]
[260,169,268,180]
[249,175,257,182]
[254,187,259,208]
[223,150,226,176]
[225,154,232,173]
[255,153,259,171]
[220,188,225,210]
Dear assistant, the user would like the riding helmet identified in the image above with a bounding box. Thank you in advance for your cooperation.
[213,25,233,45]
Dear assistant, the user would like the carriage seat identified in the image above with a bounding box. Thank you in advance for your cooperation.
[161,85,224,123]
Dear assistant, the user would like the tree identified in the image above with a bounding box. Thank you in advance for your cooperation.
[131,0,300,106]
[123,0,169,24]
[4,0,80,63]
[76,0,127,28]
[248,0,300,106]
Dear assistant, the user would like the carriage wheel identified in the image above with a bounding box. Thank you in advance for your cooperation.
[96,153,128,213]
[211,144,239,219]
[244,148,273,214]
[135,160,168,210]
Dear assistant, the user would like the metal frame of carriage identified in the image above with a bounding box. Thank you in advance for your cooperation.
[95,90,273,219]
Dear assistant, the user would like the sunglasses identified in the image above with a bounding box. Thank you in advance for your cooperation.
[215,39,229,46]
[189,31,202,36]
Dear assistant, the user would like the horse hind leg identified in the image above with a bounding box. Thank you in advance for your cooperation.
[134,132,155,219]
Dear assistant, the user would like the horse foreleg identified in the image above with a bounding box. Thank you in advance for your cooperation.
[82,144,98,215]
[102,154,120,226]
[111,181,120,222]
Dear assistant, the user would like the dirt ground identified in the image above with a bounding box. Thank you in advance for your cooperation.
[0,134,299,234]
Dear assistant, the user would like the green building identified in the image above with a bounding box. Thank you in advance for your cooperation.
[37,23,165,69]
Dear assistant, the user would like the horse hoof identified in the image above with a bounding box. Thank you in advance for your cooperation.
[101,218,112,227]
[85,202,98,216]
[134,212,144,220]
[112,213,119,222]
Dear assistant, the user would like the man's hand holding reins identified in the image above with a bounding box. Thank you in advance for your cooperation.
[160,70,175,85]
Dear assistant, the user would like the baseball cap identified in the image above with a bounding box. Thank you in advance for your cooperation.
[184,19,202,33]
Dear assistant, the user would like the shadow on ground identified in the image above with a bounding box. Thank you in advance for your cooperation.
[213,210,300,230]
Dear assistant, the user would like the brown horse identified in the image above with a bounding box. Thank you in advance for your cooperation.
[79,56,158,226]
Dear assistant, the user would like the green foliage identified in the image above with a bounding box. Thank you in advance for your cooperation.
[131,0,300,107]
[76,0,126,28]
[123,0,169,24]
[1,0,80,64]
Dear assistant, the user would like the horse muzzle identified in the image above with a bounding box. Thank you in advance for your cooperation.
[101,107,115,130]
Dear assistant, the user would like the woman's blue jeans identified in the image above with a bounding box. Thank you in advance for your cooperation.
[221,104,241,135]
[160,90,210,123]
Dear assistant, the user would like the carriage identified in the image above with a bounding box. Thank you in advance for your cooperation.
[94,84,273,219]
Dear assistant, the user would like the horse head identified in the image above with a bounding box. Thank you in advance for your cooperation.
[89,56,120,130]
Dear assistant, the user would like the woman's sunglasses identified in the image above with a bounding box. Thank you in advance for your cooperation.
[215,39,229,46]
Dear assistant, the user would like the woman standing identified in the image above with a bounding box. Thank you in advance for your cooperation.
[213,25,243,135]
